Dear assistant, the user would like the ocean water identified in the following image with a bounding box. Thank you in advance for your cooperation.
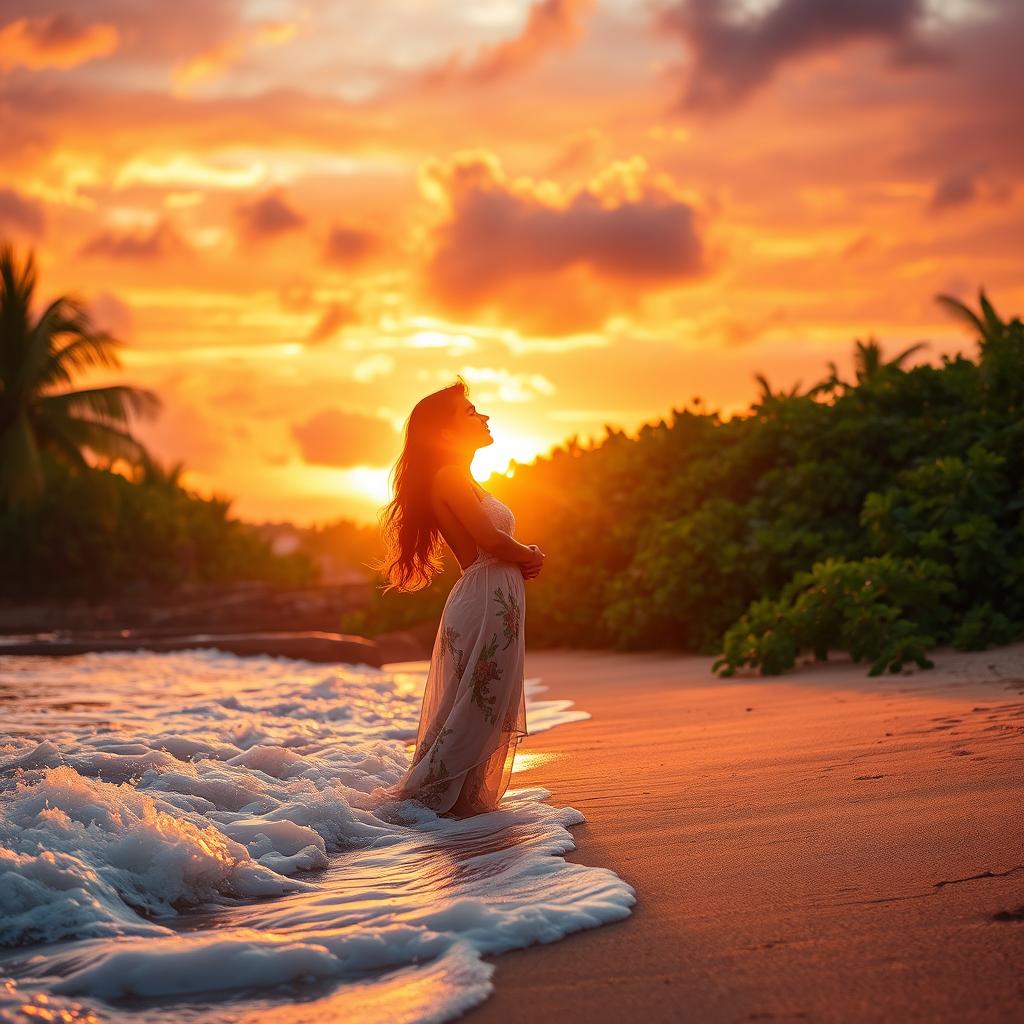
[0,649,635,1024]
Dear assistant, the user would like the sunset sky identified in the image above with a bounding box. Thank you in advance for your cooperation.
[3,0,1022,524]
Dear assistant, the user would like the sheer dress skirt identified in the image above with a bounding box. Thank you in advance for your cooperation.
[392,551,527,816]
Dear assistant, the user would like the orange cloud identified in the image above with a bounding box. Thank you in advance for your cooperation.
[306,301,360,344]
[422,0,594,86]
[78,219,186,261]
[0,186,45,237]
[0,13,118,71]
[0,80,390,176]
[3,0,1022,527]
[323,224,379,266]
[546,128,608,177]
[234,189,306,243]
[657,0,936,110]
[418,150,706,333]
[926,166,1008,213]
[173,19,299,90]
[291,408,398,468]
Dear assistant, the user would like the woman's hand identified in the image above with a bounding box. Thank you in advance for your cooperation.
[521,544,545,580]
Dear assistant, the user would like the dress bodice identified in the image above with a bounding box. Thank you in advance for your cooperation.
[480,493,515,534]
[463,494,516,573]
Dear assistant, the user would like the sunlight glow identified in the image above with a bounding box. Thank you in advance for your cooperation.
[115,155,267,190]
[346,467,393,505]
[472,430,553,480]
[408,331,477,353]
[10,0,1019,529]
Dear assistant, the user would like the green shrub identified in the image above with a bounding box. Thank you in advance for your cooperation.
[713,557,953,676]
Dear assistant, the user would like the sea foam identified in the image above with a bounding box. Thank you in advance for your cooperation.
[0,649,634,1024]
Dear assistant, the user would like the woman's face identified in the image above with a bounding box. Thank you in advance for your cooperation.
[446,394,492,452]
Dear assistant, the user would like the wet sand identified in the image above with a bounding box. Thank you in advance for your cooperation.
[464,646,1024,1023]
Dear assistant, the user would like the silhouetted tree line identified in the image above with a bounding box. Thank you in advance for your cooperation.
[0,456,316,600]
[0,242,314,600]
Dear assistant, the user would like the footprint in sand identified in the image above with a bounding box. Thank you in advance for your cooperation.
[992,906,1024,922]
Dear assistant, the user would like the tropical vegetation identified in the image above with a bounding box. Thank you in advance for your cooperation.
[0,243,161,506]
[0,242,314,599]
[354,289,1024,675]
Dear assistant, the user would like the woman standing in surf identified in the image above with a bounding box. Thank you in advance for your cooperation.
[378,380,545,817]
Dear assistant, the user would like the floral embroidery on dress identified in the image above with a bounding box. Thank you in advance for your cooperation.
[416,723,453,763]
[420,756,450,802]
[441,625,467,680]
[492,586,521,650]
[441,625,458,658]
[470,632,503,724]
[416,724,454,802]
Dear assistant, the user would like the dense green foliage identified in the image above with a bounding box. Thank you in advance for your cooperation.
[467,290,1023,674]
[0,455,315,601]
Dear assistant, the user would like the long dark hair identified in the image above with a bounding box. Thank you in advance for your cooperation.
[375,378,467,593]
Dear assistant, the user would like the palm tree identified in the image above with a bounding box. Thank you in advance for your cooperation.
[753,373,804,401]
[852,337,930,385]
[134,455,187,492]
[810,336,930,396]
[750,372,805,414]
[937,288,1024,414]
[0,242,161,505]
[935,288,1012,343]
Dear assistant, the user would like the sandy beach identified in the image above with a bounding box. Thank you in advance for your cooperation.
[465,646,1024,1023]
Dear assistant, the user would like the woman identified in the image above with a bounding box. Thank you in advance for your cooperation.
[378,379,546,817]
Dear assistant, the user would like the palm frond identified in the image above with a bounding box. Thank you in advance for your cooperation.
[31,295,121,386]
[137,456,186,488]
[853,338,883,380]
[39,385,162,425]
[0,241,36,305]
[753,372,773,399]
[39,323,123,389]
[14,296,65,394]
[936,293,986,336]
[38,422,91,473]
[977,289,1005,339]
[0,244,36,388]
[889,340,930,369]
[809,359,847,396]
[46,414,153,468]
[0,243,161,499]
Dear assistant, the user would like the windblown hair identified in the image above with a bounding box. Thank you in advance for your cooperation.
[375,379,467,594]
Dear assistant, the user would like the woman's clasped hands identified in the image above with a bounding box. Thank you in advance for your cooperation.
[521,543,545,581]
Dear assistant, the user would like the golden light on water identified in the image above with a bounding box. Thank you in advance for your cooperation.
[511,750,558,774]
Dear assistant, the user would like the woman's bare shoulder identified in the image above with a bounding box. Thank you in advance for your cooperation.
[433,465,484,500]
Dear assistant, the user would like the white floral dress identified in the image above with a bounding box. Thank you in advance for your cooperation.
[392,494,528,816]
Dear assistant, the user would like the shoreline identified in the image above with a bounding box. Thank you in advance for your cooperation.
[462,646,1024,1023]
[0,626,437,667]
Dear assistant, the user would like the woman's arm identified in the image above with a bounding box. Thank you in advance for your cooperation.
[434,466,539,565]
